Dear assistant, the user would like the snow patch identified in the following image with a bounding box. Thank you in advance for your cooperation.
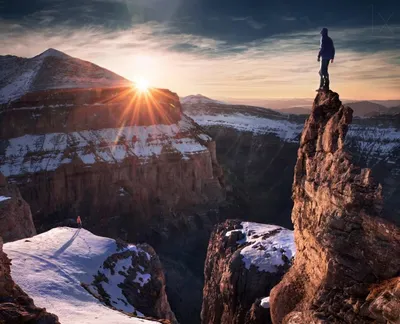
[260,297,270,309]
[226,222,295,273]
[0,196,11,202]
[133,272,151,287]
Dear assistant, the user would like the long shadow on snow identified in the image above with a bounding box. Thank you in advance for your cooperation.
[52,228,81,258]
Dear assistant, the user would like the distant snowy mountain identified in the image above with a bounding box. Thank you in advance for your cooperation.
[4,227,168,324]
[388,105,400,115]
[346,101,388,117]
[181,98,301,142]
[0,48,131,104]
[182,97,400,226]
[181,94,226,105]
[276,107,311,115]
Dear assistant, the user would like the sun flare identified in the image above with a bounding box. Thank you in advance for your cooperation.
[135,78,150,92]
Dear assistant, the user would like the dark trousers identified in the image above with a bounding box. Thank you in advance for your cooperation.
[319,59,330,89]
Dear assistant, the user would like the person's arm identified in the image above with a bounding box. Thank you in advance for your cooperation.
[332,40,335,62]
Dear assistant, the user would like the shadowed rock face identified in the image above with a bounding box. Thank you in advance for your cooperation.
[201,219,295,324]
[269,90,400,324]
[0,237,59,323]
[0,173,36,242]
[85,241,177,323]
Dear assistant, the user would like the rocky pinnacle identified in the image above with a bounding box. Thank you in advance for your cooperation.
[269,90,400,324]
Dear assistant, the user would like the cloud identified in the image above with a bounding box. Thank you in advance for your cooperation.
[231,16,265,30]
[0,17,399,100]
[282,16,297,21]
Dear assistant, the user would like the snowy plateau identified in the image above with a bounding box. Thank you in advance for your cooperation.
[4,227,159,324]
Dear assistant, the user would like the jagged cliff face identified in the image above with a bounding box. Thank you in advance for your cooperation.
[201,219,295,324]
[0,237,59,323]
[0,172,36,242]
[86,241,177,323]
[269,91,400,323]
[183,99,400,227]
[0,68,224,244]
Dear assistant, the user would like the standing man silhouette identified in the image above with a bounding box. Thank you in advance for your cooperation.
[317,28,335,91]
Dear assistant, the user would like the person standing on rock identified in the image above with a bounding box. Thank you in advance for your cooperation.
[77,216,82,229]
[317,27,335,91]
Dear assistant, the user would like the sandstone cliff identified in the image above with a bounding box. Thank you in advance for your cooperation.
[201,219,295,324]
[269,90,400,323]
[0,237,59,323]
[0,172,36,242]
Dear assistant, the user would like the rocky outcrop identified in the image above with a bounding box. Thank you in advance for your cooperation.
[269,90,400,323]
[0,172,36,242]
[86,241,177,323]
[201,219,295,324]
[0,237,59,323]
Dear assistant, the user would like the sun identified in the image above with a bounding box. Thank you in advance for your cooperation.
[135,78,150,92]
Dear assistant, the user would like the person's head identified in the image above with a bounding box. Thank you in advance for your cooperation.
[320,28,328,36]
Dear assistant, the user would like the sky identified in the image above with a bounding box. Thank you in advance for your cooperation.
[0,0,399,101]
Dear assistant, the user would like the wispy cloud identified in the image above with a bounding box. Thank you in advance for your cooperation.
[282,16,297,21]
[232,16,266,30]
[0,18,399,100]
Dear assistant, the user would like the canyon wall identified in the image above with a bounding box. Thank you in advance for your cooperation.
[269,90,400,323]
[0,87,225,244]
[0,172,36,242]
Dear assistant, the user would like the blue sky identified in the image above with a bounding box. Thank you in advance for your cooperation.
[0,0,399,100]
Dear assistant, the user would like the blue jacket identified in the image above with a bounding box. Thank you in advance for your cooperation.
[318,29,335,60]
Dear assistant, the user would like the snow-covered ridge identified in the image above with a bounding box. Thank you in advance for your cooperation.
[191,113,303,142]
[187,109,400,159]
[4,227,158,324]
[0,48,131,104]
[225,222,295,273]
[0,115,213,177]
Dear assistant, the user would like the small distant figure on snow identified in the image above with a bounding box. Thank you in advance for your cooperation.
[317,27,335,92]
[77,215,82,228]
